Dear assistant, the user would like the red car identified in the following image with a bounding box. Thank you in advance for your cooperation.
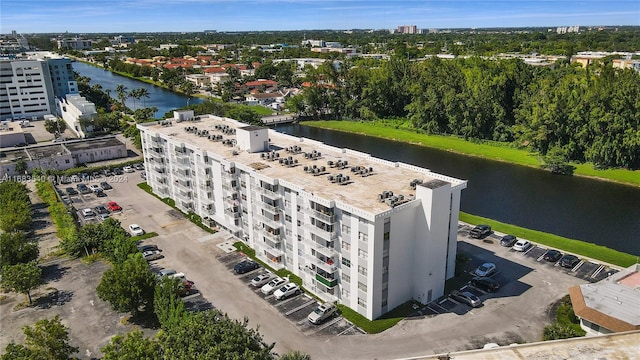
[107,201,122,212]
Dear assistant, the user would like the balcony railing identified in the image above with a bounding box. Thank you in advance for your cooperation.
[173,159,191,170]
[315,273,338,288]
[303,207,336,224]
[256,200,281,214]
[307,254,338,273]
[172,170,190,181]
[253,186,281,200]
[305,224,338,241]
[314,243,337,258]
[260,228,282,243]
[153,166,166,174]
[254,213,283,229]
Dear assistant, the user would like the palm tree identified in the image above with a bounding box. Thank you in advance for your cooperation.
[138,88,150,108]
[129,88,141,110]
[115,84,128,109]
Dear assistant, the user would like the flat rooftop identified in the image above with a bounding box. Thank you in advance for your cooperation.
[63,136,125,152]
[0,148,28,165]
[142,116,467,214]
[580,281,640,327]
[26,144,68,159]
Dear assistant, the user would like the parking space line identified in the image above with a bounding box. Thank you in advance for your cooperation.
[523,246,534,255]
[336,324,356,337]
[314,316,342,332]
[571,261,585,272]
[285,299,317,316]
[425,304,441,314]
[274,295,302,307]
[181,293,201,301]
[591,265,605,278]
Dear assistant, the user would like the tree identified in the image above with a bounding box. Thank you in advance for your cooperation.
[0,199,32,233]
[1,262,42,304]
[129,88,142,110]
[543,322,584,340]
[159,310,276,360]
[0,232,39,267]
[101,330,161,360]
[96,254,156,315]
[154,276,190,331]
[116,84,128,109]
[43,118,67,136]
[1,315,79,360]
[14,159,28,175]
[138,88,150,108]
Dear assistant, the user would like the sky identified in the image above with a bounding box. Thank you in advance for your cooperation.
[1,0,639,34]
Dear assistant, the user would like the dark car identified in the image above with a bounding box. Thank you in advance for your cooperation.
[65,187,78,195]
[77,183,91,194]
[137,244,160,252]
[95,205,109,215]
[543,249,563,262]
[500,234,518,247]
[95,189,107,197]
[559,254,580,268]
[112,167,123,175]
[470,225,492,239]
[469,277,501,293]
[233,260,260,274]
[100,182,112,190]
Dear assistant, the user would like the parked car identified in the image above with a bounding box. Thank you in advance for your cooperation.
[451,290,483,308]
[100,182,112,190]
[95,205,109,215]
[103,169,112,176]
[142,250,163,261]
[250,273,273,287]
[99,213,110,221]
[500,234,518,247]
[157,269,177,278]
[95,189,107,197]
[123,166,134,173]
[559,254,581,269]
[308,302,338,324]
[273,283,301,300]
[81,208,96,218]
[513,240,532,252]
[77,183,91,194]
[89,184,100,192]
[470,224,492,239]
[134,163,144,170]
[91,171,101,179]
[473,262,496,277]
[71,174,80,182]
[168,272,186,281]
[107,201,122,212]
[112,167,123,175]
[137,244,160,252]
[469,277,501,293]
[65,187,78,195]
[261,277,288,295]
[234,260,260,274]
[128,224,145,236]
[543,249,563,262]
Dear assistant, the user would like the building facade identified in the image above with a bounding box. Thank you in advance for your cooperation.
[138,113,467,320]
[56,94,97,138]
[0,52,77,121]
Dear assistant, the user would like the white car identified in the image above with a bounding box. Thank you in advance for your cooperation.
[273,283,301,300]
[142,250,163,261]
[157,269,177,278]
[89,184,101,192]
[513,240,532,252]
[81,208,96,218]
[308,302,338,324]
[168,272,186,281]
[128,224,145,236]
[473,262,496,277]
[261,277,287,295]
[250,273,273,287]
[123,166,134,173]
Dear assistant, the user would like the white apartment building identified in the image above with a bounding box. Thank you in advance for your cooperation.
[138,112,467,320]
[0,52,78,121]
[56,94,97,138]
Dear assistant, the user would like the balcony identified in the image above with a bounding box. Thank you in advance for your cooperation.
[314,243,337,258]
[306,224,338,241]
[174,178,191,188]
[173,158,191,170]
[260,227,282,243]
[256,200,281,214]
[172,169,190,181]
[221,182,237,192]
[153,166,166,174]
[303,207,336,224]
[253,186,281,200]
[175,190,192,202]
[224,207,241,218]
[316,273,338,288]
[307,253,338,273]
[255,213,283,229]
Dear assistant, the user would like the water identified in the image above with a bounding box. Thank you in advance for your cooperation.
[277,124,640,256]
[72,61,202,118]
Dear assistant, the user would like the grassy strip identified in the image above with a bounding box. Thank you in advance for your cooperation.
[136,183,215,234]
[303,120,640,187]
[35,180,78,248]
[131,232,159,242]
[460,212,638,267]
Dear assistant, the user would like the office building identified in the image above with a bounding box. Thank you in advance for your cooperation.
[138,112,467,320]
[0,52,78,121]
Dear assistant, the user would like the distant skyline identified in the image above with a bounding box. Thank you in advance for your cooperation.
[2,0,639,34]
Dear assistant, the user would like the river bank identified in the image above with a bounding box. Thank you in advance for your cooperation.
[303,120,640,187]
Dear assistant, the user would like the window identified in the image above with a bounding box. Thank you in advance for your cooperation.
[358,297,367,308]
[285,200,290,207]
[358,282,367,292]
[341,273,350,283]
[342,289,350,298]
[342,224,351,234]
[341,241,351,251]
[341,258,351,267]
[358,249,368,259]
[358,265,367,276]
[358,232,368,242]
[297,220,301,227]
[285,214,291,223]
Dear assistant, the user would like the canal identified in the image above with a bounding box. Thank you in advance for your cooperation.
[276,124,640,256]
[73,63,640,256]
[72,61,203,117]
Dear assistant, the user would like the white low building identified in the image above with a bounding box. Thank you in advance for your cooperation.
[138,114,467,320]
[56,94,98,138]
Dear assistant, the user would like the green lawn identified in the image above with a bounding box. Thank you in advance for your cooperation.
[460,212,638,267]
[304,120,640,187]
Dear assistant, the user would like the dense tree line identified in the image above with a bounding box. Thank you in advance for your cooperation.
[289,57,640,169]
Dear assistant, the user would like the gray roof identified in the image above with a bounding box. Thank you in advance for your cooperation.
[580,281,640,327]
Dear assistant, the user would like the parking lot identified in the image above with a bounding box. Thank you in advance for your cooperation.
[217,251,364,337]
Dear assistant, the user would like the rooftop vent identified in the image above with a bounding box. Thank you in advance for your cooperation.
[261,151,280,161]
[410,179,424,190]
[351,165,374,177]
[303,150,322,160]
[378,190,394,202]
[285,145,302,154]
[329,160,348,169]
